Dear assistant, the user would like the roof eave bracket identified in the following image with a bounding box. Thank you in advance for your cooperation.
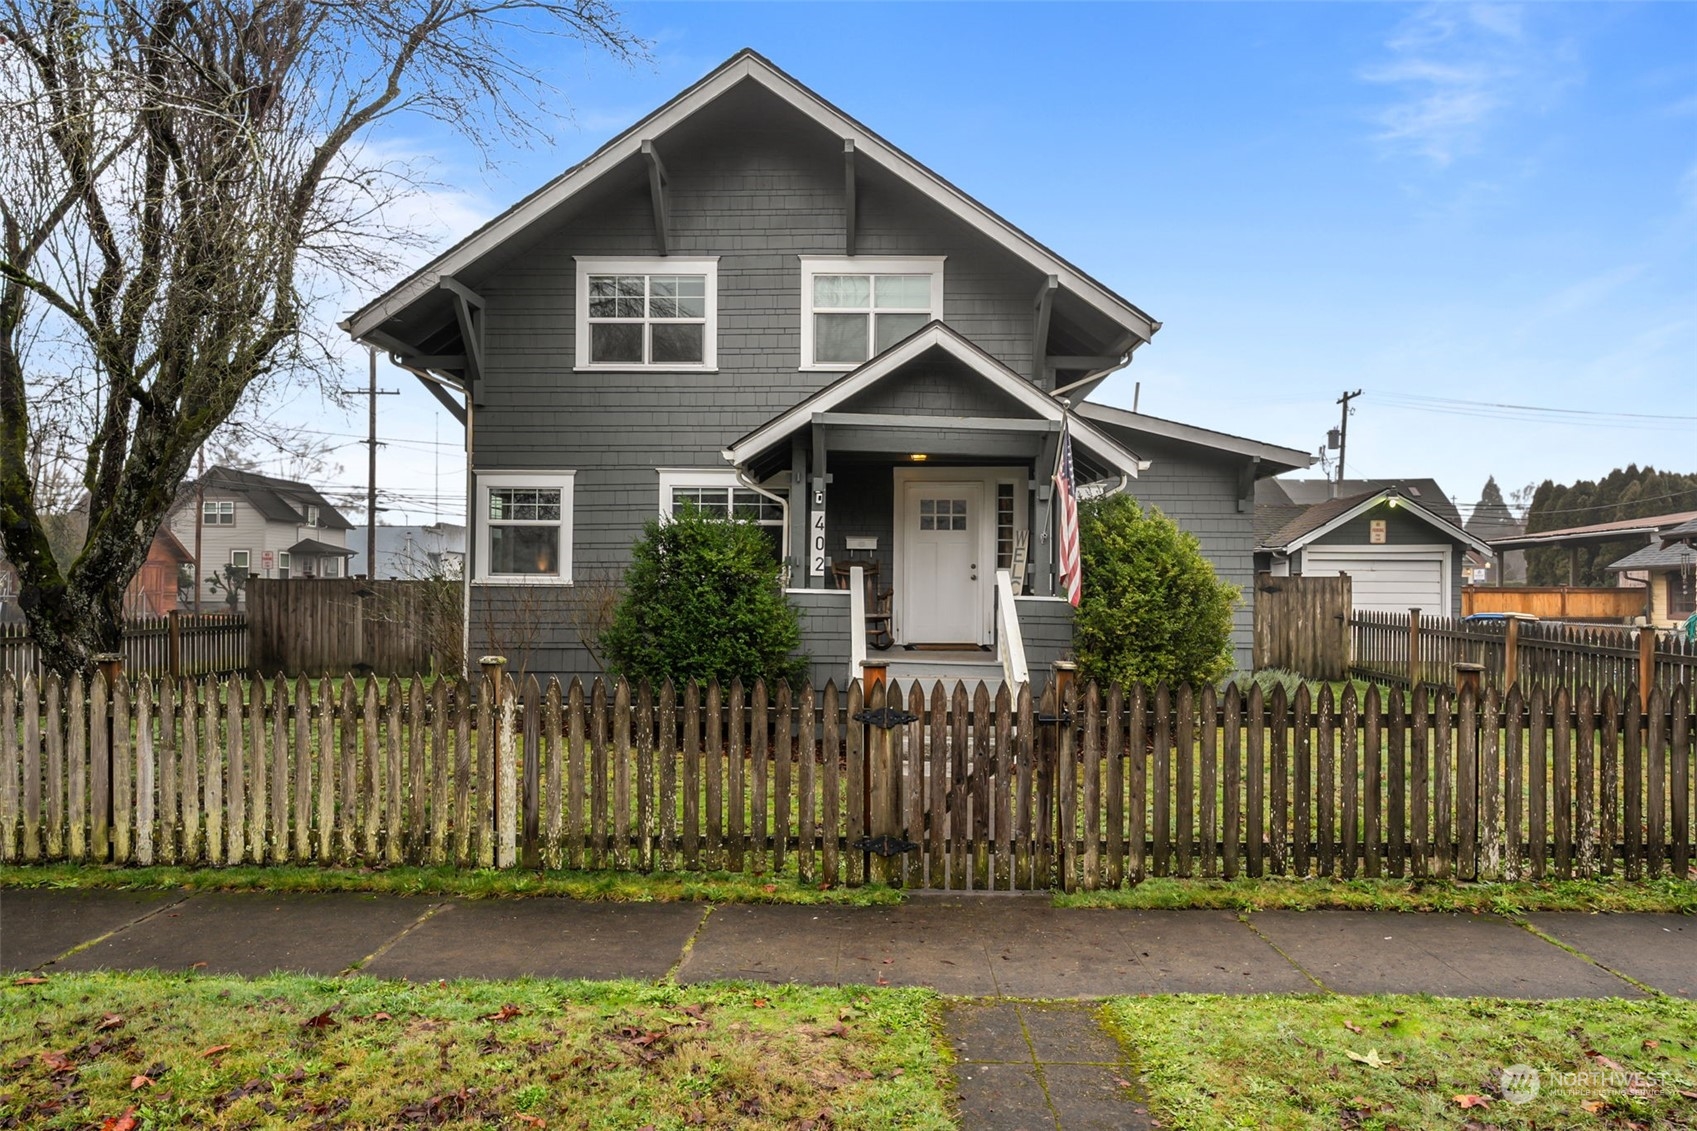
[642,139,670,256]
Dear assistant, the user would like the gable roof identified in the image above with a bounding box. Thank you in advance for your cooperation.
[1606,540,1697,572]
[722,321,1145,476]
[1489,510,1697,551]
[1258,486,1492,556]
[1265,478,1462,526]
[198,466,353,531]
[1660,517,1697,547]
[345,49,1158,346]
[1076,402,1310,473]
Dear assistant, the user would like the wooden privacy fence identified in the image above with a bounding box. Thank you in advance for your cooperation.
[1463,585,1648,622]
[0,614,246,680]
[246,578,459,677]
[2,670,1693,889]
[1352,610,1697,703]
[1252,572,1352,680]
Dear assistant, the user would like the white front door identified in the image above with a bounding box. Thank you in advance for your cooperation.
[902,481,983,643]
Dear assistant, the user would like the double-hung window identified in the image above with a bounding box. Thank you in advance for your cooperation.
[476,471,575,583]
[657,469,785,560]
[799,256,945,370]
[203,500,235,525]
[575,257,718,370]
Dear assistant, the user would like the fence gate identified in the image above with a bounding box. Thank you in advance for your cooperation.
[1254,572,1352,680]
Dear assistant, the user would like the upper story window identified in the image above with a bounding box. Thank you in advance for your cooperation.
[799,256,945,370]
[304,504,320,527]
[203,500,235,525]
[574,257,719,371]
[475,471,576,584]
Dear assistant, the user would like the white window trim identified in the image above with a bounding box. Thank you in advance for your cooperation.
[474,470,576,585]
[798,255,946,372]
[657,467,788,555]
[573,256,719,372]
[204,499,235,525]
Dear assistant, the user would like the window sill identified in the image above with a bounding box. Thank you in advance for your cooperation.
[473,575,575,586]
[573,365,718,374]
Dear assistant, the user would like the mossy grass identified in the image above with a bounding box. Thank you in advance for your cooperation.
[0,863,903,905]
[1104,993,1697,1129]
[1,972,951,1129]
[1056,875,1697,914]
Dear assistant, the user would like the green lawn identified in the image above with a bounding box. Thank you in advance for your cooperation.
[1056,875,1697,914]
[0,863,902,905]
[1,973,952,1130]
[1105,994,1697,1130]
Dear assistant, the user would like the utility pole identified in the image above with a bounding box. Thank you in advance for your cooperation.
[1334,388,1362,496]
[342,347,398,578]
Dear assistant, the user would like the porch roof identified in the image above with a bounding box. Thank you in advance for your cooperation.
[722,322,1146,477]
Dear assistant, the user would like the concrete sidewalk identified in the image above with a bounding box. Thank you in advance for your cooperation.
[3,888,1687,999]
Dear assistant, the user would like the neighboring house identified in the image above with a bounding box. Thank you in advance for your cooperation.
[166,466,355,609]
[343,49,1309,683]
[0,516,191,623]
[1463,501,1525,586]
[1605,518,1697,629]
[1255,482,1491,617]
[1488,510,1697,588]
[348,523,467,580]
[124,528,194,618]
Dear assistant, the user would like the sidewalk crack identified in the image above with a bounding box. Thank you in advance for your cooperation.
[663,904,714,985]
[1239,912,1330,991]
[343,899,449,975]
[36,892,193,969]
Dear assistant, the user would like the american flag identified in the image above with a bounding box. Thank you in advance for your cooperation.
[1054,425,1082,607]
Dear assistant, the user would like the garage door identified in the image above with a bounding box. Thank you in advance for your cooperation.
[1301,547,1448,616]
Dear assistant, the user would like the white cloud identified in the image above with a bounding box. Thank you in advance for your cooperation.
[1361,4,1576,166]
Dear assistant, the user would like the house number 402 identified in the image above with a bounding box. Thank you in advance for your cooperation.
[809,507,826,577]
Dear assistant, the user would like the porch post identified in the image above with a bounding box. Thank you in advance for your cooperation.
[1033,431,1059,597]
[809,425,829,589]
[789,437,809,587]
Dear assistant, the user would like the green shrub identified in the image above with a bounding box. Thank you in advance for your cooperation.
[600,504,807,688]
[1073,494,1239,688]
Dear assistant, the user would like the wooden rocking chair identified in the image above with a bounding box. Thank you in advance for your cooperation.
[832,560,894,651]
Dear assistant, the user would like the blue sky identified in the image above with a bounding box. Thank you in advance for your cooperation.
[304,2,1697,525]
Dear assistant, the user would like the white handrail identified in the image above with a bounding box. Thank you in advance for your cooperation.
[995,569,1029,688]
[849,565,867,682]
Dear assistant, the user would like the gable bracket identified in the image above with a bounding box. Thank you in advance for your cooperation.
[641,139,671,256]
[438,276,485,395]
[1031,275,1059,385]
[843,139,857,256]
[1237,457,1260,513]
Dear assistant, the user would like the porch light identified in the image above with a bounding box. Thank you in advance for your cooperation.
[909,453,928,462]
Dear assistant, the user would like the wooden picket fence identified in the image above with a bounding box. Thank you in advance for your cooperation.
[0,672,1692,888]
[0,614,247,680]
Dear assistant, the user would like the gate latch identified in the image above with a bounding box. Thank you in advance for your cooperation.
[853,835,918,857]
[853,707,918,729]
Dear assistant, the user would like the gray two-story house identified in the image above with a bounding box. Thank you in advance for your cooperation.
[344,50,1308,684]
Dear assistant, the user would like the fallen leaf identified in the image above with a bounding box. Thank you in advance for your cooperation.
[97,1013,125,1032]
[753,999,769,1008]
[302,1010,337,1030]
[100,1109,139,1131]
[371,1012,393,1022]
[1453,1094,1490,1108]
[40,1050,74,1073]
[515,1116,545,1128]
[761,884,777,894]
[1345,1048,1386,1069]
[1642,1039,1660,1050]
[1582,1099,1606,1113]
[189,961,207,970]
[129,1075,154,1090]
[200,1044,233,1058]
[1591,1053,1625,1072]
[1343,1021,1364,1034]
[12,976,47,985]
[875,977,889,987]
[483,1003,522,1022]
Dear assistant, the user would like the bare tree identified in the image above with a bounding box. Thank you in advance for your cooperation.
[0,0,643,676]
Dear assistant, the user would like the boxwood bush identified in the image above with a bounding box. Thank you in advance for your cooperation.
[1073,494,1238,689]
[600,504,806,688]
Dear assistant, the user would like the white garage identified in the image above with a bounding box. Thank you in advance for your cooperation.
[1300,545,1451,617]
